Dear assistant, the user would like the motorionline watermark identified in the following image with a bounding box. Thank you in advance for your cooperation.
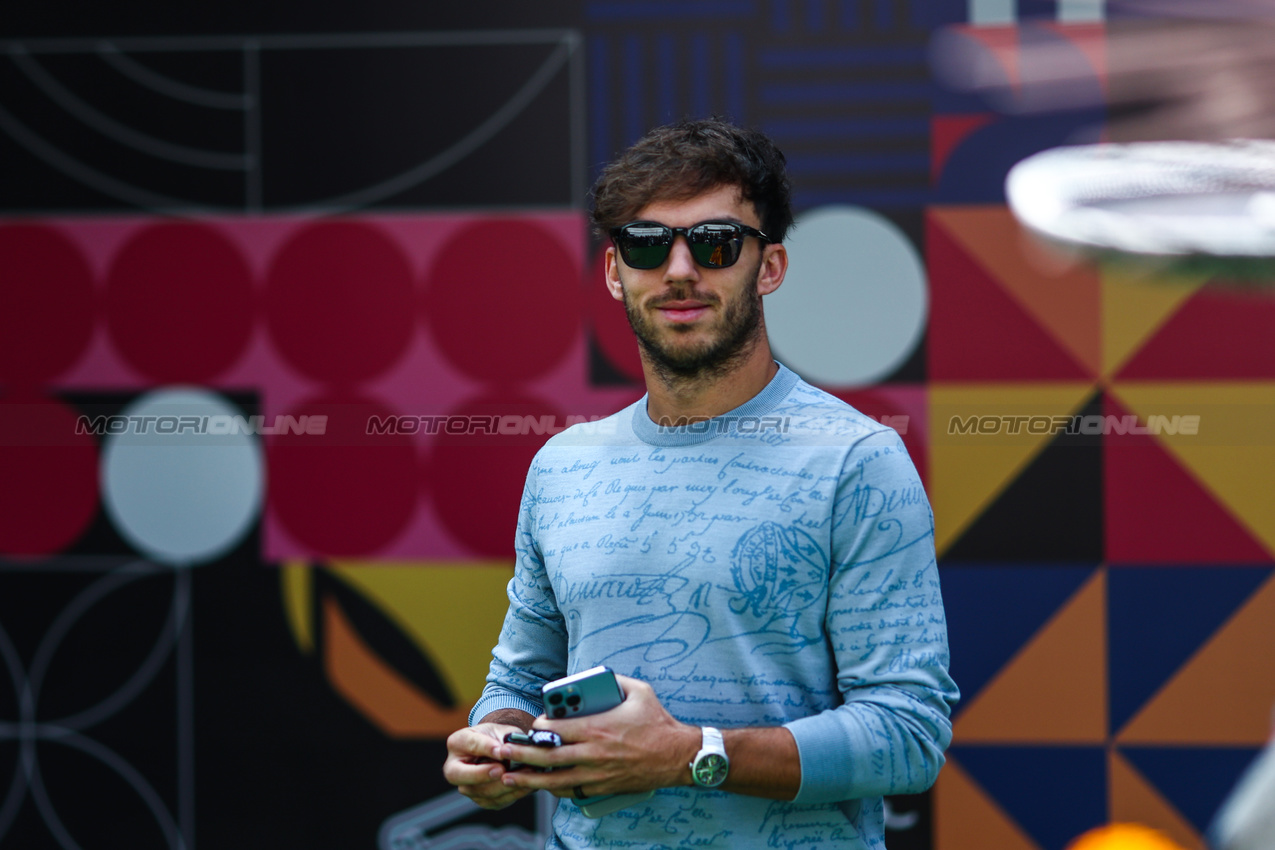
[76,414,329,436]
[947,413,1200,436]
[365,413,911,436]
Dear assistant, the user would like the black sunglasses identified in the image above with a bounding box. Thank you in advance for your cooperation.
[610,220,771,270]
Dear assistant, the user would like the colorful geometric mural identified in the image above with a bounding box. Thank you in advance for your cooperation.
[3,3,1273,848]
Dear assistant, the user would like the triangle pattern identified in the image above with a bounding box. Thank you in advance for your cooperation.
[1100,266,1205,379]
[930,383,1097,555]
[941,565,1096,714]
[1102,393,1270,564]
[954,568,1106,743]
[1119,570,1275,745]
[944,390,1103,562]
[951,745,1107,850]
[930,206,1100,377]
[1119,746,1264,835]
[928,212,1095,381]
[1117,287,1275,380]
[1108,748,1204,850]
[1111,383,1275,557]
[935,756,1042,850]
[1108,567,1271,735]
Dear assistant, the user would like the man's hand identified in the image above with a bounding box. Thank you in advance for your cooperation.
[496,674,700,799]
[443,710,536,810]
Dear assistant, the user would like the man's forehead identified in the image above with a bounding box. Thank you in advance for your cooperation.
[635,184,758,225]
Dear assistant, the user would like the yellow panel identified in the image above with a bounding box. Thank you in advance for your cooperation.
[330,560,514,704]
[929,383,1097,555]
[280,560,314,654]
[935,758,1042,850]
[1109,383,1275,556]
[1101,266,1206,379]
[1119,573,1275,745]
[1108,749,1204,850]
[930,206,1102,376]
[954,569,1106,744]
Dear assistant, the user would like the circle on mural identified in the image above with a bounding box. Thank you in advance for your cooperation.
[106,222,255,384]
[423,219,579,384]
[428,394,564,558]
[766,206,927,387]
[267,394,418,555]
[0,225,96,386]
[0,394,99,556]
[101,389,263,565]
[266,221,415,386]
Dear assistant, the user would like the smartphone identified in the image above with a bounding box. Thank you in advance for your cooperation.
[540,666,655,818]
[503,729,561,772]
[541,665,625,719]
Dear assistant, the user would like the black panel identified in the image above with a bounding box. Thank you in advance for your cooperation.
[944,391,1105,562]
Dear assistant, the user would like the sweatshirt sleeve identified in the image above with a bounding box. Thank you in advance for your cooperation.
[784,429,960,803]
[468,459,569,725]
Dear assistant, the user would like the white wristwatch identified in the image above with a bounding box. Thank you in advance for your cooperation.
[689,726,729,788]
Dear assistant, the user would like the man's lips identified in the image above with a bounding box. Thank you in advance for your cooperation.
[655,300,711,323]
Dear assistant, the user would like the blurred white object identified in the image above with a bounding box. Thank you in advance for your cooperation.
[1006,140,1275,272]
[1209,737,1275,850]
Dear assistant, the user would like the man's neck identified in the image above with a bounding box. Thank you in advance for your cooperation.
[641,338,780,427]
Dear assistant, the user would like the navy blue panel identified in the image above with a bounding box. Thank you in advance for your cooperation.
[934,112,1104,203]
[1019,0,1061,19]
[724,33,745,122]
[918,0,970,27]
[763,116,931,139]
[587,0,759,21]
[588,35,613,180]
[1120,746,1263,834]
[1107,567,1271,734]
[760,46,927,69]
[951,745,1108,850]
[760,80,932,106]
[939,564,1095,714]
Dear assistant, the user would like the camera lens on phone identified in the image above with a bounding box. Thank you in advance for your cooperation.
[553,707,566,718]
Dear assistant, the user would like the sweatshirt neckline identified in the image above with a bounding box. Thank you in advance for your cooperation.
[629,363,800,447]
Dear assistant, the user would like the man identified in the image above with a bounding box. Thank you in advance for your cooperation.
[443,118,959,850]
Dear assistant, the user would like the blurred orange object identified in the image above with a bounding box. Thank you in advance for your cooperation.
[1066,823,1191,850]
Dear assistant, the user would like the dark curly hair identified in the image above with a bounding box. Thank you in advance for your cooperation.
[589,118,794,244]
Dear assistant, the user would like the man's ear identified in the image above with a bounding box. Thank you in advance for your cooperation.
[757,243,788,296]
[604,246,625,302]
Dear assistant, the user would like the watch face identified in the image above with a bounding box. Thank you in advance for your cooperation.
[694,753,729,787]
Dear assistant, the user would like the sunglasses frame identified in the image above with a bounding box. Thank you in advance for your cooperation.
[609,219,771,270]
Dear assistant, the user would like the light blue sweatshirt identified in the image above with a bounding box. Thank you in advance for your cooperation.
[471,364,959,850]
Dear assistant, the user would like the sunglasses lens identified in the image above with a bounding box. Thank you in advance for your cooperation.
[689,223,745,268]
[618,224,673,269]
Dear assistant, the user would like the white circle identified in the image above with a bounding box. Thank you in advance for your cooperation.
[766,206,928,386]
[101,389,264,566]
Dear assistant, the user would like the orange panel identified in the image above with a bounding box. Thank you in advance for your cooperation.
[323,595,472,739]
[935,757,1041,850]
[954,569,1107,743]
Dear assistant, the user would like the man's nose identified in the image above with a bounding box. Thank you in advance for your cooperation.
[664,235,700,281]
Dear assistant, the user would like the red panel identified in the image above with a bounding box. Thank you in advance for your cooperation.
[1104,394,1269,564]
[1118,288,1275,380]
[927,213,1092,381]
